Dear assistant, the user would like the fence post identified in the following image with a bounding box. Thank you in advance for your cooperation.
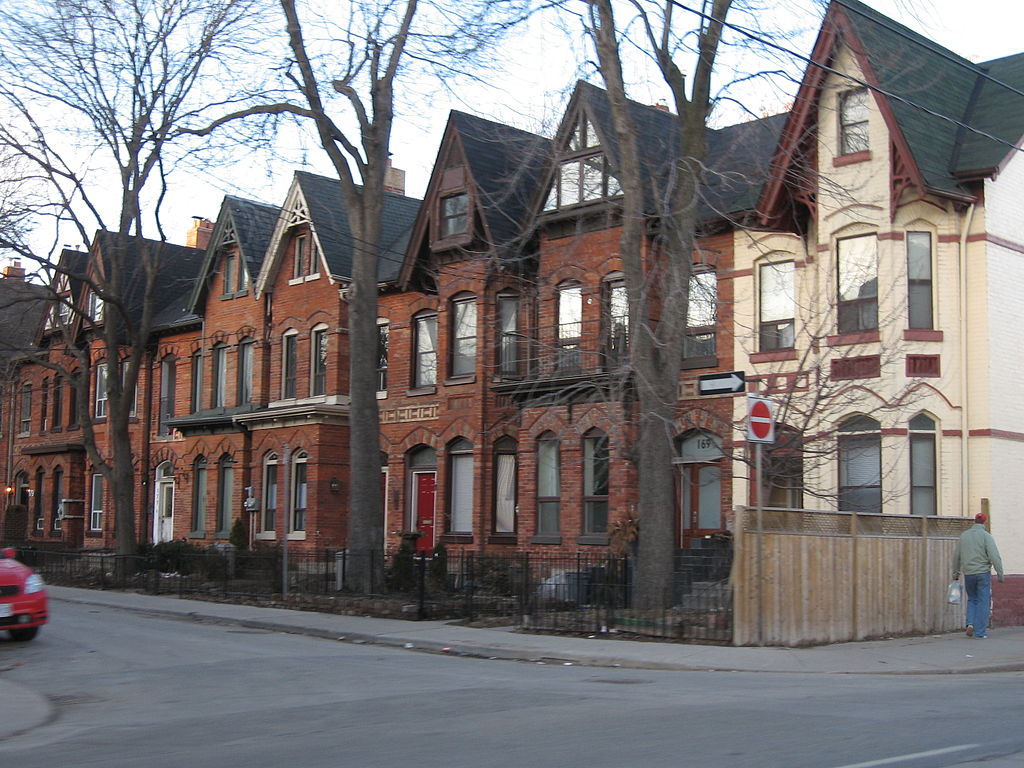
[520,552,530,626]
[335,550,345,592]
[417,554,427,620]
[851,511,859,640]
[465,552,475,622]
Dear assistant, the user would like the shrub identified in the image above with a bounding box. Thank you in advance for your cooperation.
[387,539,416,593]
[429,540,449,590]
[229,516,248,550]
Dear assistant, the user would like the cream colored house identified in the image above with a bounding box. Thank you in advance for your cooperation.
[731,0,1024,571]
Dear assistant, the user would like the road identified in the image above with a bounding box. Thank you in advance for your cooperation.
[1,600,1023,768]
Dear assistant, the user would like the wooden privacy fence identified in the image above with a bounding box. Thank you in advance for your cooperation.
[731,507,974,647]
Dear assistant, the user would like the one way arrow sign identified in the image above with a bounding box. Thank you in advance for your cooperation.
[697,370,746,396]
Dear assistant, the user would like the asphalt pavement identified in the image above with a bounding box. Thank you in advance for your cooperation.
[3,585,1024,748]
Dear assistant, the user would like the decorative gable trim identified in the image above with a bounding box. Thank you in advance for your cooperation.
[254,177,326,298]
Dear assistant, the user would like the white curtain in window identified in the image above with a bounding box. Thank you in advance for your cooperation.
[495,453,516,533]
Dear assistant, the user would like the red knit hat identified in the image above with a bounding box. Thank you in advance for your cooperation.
[975,512,987,523]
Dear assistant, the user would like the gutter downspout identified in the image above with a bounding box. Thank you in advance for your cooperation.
[959,202,976,518]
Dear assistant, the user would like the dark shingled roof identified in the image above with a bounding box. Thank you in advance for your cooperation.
[92,231,206,338]
[188,194,280,315]
[294,171,420,283]
[573,80,785,221]
[836,0,1024,191]
[449,111,552,251]
[0,276,48,374]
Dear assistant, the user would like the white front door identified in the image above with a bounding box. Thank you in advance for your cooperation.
[154,463,175,543]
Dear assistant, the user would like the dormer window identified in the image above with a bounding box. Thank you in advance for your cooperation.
[839,88,869,155]
[544,114,621,212]
[88,291,104,323]
[292,234,318,280]
[440,194,468,238]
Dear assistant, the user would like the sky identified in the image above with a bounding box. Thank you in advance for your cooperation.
[10,0,1024,262]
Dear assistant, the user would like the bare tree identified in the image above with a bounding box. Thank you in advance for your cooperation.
[0,0,275,553]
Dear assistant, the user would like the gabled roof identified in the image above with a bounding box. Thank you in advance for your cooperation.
[257,171,420,294]
[449,111,552,249]
[762,0,1024,216]
[296,171,420,283]
[188,194,280,314]
[398,111,551,287]
[557,80,785,222]
[0,276,48,375]
[83,231,206,340]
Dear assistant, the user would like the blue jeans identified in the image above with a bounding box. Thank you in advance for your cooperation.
[964,572,992,637]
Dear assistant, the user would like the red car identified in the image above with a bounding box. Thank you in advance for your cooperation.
[0,547,48,641]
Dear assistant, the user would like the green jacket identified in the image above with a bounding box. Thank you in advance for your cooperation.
[953,524,1004,578]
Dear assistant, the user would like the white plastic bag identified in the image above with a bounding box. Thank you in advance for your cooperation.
[947,580,962,604]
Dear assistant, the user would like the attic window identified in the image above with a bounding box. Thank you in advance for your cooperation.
[440,193,468,237]
[839,88,869,155]
[544,155,622,211]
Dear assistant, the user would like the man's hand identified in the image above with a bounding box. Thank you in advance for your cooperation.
[999,574,1006,583]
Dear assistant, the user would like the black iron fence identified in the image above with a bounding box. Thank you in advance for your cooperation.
[10,543,733,643]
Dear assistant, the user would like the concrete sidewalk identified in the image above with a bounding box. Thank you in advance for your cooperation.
[3,585,1023,744]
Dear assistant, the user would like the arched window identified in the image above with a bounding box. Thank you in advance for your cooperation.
[684,269,717,361]
[19,381,31,434]
[603,275,628,370]
[94,362,108,418]
[282,329,298,398]
[14,471,29,507]
[216,455,235,535]
[536,433,561,536]
[158,356,177,435]
[556,283,582,373]
[449,294,477,377]
[34,468,45,531]
[583,430,609,535]
[493,437,517,535]
[155,461,175,543]
[311,324,329,396]
[211,343,228,408]
[190,350,203,413]
[261,452,278,534]
[89,472,104,532]
[838,416,882,514]
[447,438,474,534]
[237,338,254,405]
[412,311,438,387]
[191,456,208,534]
[51,466,64,531]
[909,414,937,516]
[290,450,308,533]
[496,293,520,378]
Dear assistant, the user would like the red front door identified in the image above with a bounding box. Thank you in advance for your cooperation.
[413,471,436,553]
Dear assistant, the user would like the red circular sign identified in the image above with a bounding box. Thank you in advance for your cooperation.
[749,399,773,439]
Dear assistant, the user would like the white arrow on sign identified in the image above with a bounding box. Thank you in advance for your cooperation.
[698,371,745,395]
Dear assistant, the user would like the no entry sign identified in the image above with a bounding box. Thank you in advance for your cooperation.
[747,395,775,443]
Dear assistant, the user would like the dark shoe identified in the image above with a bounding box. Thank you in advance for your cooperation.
[976,635,987,639]
[966,624,975,637]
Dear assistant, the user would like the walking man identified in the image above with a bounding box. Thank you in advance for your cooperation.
[952,512,1004,639]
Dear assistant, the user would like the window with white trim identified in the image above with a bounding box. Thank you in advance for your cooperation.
[759,261,795,351]
[684,269,717,360]
[557,283,582,373]
[376,321,389,393]
[909,414,936,516]
[536,433,560,535]
[583,431,609,535]
[262,453,278,534]
[216,455,234,535]
[493,438,517,534]
[211,343,227,408]
[311,325,328,396]
[282,330,298,398]
[839,88,869,155]
[237,339,254,405]
[838,416,881,515]
[837,235,878,333]
[907,232,933,330]
[291,451,308,533]
[450,296,476,377]
[89,473,104,531]
[94,363,108,418]
[413,313,437,387]
[192,457,207,533]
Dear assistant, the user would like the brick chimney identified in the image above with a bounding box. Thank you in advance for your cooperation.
[2,258,25,281]
[186,217,214,249]
[383,158,406,196]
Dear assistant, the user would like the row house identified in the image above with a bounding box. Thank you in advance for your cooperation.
[3,0,1023,572]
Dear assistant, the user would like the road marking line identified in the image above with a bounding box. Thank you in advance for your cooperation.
[831,744,980,768]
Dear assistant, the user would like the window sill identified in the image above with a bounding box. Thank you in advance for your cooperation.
[576,534,610,546]
[750,349,797,364]
[442,533,473,544]
[530,534,562,545]
[376,390,388,400]
[287,531,307,541]
[188,531,206,539]
[826,330,880,347]
[255,532,276,541]
[903,329,943,342]
[288,274,320,286]
[833,150,872,167]
[681,356,718,371]
[443,375,475,386]
[488,533,518,545]
[407,386,437,397]
[218,291,248,300]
